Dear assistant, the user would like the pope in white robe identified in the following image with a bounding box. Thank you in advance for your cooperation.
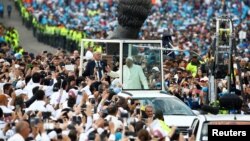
[122,57,149,89]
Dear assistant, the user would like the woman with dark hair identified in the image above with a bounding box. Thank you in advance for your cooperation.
[137,129,152,141]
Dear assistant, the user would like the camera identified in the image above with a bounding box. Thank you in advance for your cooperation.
[72,116,82,125]
[136,108,140,115]
[121,112,129,118]
[89,98,95,105]
[88,131,97,141]
[30,117,40,126]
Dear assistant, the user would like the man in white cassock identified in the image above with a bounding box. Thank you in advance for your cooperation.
[123,57,149,89]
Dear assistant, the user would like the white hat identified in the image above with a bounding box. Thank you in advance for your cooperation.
[200,76,209,82]
[15,89,28,97]
[152,66,160,72]
[126,56,133,61]
[0,59,5,63]
[243,57,249,62]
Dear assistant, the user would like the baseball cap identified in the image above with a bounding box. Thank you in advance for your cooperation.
[152,67,160,72]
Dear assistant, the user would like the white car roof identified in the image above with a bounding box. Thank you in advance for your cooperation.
[197,114,250,122]
[118,90,174,99]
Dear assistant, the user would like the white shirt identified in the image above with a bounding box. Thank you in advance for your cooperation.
[0,105,13,114]
[26,100,47,112]
[123,64,149,89]
[8,133,25,141]
[24,82,50,99]
[0,120,5,130]
[35,132,50,141]
[50,90,68,105]
[23,82,40,99]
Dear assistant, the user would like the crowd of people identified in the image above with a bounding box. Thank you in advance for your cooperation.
[17,0,250,54]
[0,29,185,140]
[0,0,250,141]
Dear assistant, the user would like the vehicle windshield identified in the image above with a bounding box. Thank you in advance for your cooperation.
[137,97,195,116]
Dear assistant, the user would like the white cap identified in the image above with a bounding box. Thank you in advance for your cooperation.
[15,89,28,97]
[0,59,5,63]
[126,56,133,61]
[200,76,209,82]
[152,66,160,72]
[243,57,249,62]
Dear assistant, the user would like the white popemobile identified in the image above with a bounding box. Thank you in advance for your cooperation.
[79,39,198,135]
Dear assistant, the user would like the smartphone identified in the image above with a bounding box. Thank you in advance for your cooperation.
[30,117,40,126]
[89,98,95,105]
[136,108,140,115]
[42,112,51,119]
[77,91,82,95]
[72,116,81,125]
